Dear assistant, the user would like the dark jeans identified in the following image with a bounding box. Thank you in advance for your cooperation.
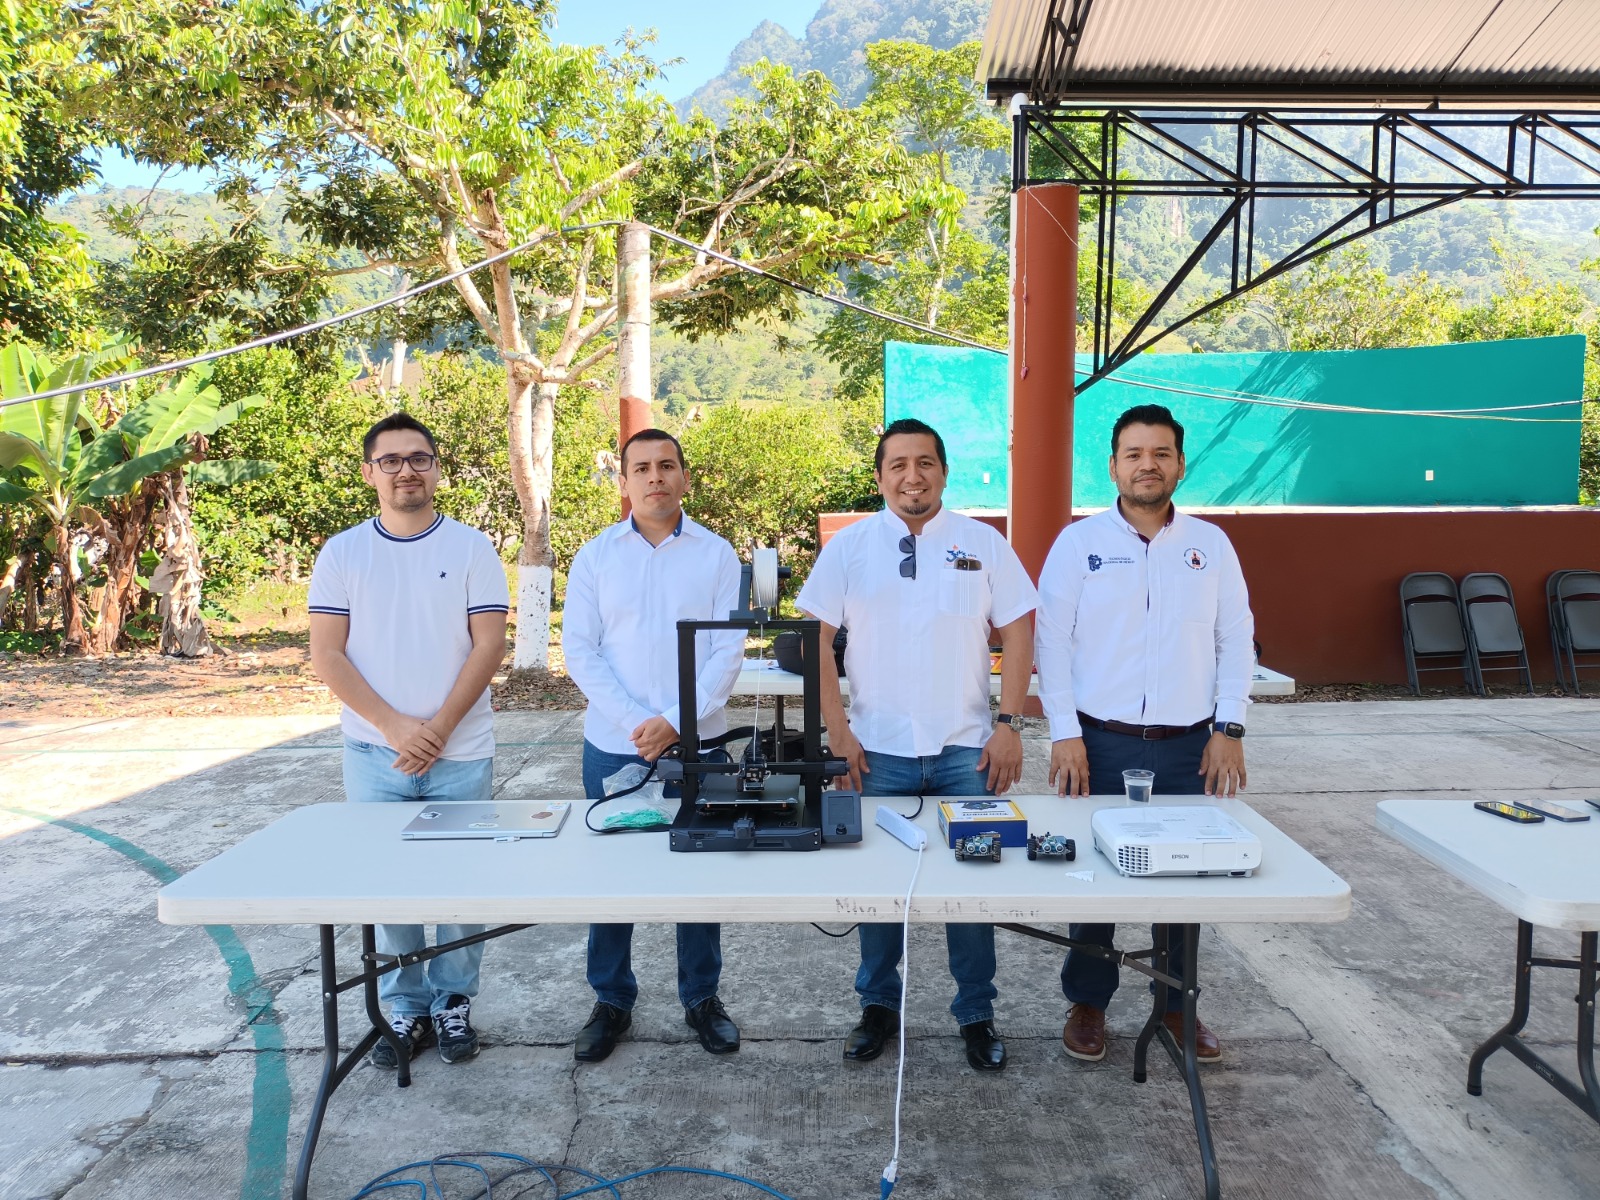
[1061,722,1211,1013]
[858,745,998,1026]
[582,740,721,1011]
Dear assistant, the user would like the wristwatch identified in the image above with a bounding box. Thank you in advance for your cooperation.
[1220,722,1245,740]
[996,712,1023,732]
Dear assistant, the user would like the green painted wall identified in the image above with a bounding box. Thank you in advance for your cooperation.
[883,336,1587,508]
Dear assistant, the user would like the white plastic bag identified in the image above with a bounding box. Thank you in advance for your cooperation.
[596,763,674,830]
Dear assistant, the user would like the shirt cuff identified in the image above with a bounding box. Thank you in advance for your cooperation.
[1214,698,1248,728]
[1045,706,1083,741]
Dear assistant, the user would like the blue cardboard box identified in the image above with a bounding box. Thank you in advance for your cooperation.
[938,799,1028,849]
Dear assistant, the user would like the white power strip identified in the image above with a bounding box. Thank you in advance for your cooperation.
[876,805,927,849]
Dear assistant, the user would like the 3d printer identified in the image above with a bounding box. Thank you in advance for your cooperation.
[657,550,862,852]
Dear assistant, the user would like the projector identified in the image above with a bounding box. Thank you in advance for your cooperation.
[1091,805,1262,878]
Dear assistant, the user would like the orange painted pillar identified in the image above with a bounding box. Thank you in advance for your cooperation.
[1008,183,1079,581]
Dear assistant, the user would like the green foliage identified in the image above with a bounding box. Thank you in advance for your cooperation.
[681,395,875,586]
[1254,246,1462,352]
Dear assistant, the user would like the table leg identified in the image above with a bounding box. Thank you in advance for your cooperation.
[1133,922,1170,1083]
[1171,924,1221,1200]
[1577,931,1599,1119]
[1468,919,1533,1097]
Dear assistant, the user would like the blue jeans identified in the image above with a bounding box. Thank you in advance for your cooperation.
[858,745,998,1026]
[1061,723,1211,1013]
[342,737,495,1017]
[582,741,722,1011]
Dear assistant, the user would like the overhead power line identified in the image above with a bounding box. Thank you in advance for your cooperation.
[0,220,1588,424]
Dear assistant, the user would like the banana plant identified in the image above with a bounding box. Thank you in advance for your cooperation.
[0,344,274,653]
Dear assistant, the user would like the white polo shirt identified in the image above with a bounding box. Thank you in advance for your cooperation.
[308,513,510,761]
[1035,504,1254,742]
[797,506,1037,758]
[562,513,744,756]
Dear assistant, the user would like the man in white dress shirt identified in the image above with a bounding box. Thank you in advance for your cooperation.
[561,428,745,1063]
[1035,403,1254,1065]
[798,418,1037,1072]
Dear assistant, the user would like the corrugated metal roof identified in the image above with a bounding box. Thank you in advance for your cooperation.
[980,0,1600,106]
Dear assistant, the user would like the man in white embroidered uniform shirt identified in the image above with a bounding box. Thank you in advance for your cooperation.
[798,418,1037,1073]
[1035,403,1253,1066]
[309,412,510,1070]
[562,428,745,1064]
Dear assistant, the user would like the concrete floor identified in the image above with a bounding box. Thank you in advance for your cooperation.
[2,698,1598,1200]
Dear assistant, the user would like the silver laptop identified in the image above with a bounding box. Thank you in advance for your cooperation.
[401,801,571,841]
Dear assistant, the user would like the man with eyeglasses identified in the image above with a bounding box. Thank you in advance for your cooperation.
[309,412,510,1071]
[797,417,1036,1072]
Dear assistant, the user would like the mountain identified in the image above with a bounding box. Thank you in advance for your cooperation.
[681,0,989,120]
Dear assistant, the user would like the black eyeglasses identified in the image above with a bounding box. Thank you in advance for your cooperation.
[898,534,916,580]
[367,453,437,474]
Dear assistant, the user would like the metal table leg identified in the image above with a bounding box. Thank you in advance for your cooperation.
[1469,921,1599,1124]
[1000,921,1221,1198]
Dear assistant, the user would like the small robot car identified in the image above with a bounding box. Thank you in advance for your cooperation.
[953,831,1003,862]
[1027,832,1077,861]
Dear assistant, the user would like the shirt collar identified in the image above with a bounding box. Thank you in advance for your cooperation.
[1112,500,1178,543]
[879,504,948,540]
[611,510,692,542]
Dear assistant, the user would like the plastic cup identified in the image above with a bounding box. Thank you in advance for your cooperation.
[1122,769,1155,803]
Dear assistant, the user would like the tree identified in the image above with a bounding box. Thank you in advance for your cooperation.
[0,1,99,342]
[816,41,1010,399]
[77,0,954,668]
[1254,245,1462,352]
[0,345,272,653]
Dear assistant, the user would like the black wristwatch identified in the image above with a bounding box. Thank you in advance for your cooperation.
[1220,722,1245,740]
[996,712,1023,732]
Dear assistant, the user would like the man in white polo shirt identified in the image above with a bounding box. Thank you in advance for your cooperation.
[562,428,745,1064]
[1036,403,1253,1066]
[798,417,1036,1072]
[309,412,510,1070]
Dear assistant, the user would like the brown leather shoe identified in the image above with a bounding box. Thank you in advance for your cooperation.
[1061,1003,1107,1061]
[1160,1012,1222,1062]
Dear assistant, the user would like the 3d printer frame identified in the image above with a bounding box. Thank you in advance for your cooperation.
[666,616,848,852]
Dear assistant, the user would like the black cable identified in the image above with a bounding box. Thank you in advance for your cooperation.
[810,923,860,938]
[582,756,669,834]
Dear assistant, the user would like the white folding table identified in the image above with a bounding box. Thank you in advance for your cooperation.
[1376,798,1599,1125]
[160,794,1348,1200]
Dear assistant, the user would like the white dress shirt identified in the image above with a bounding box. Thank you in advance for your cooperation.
[1035,504,1254,742]
[797,506,1038,758]
[562,514,744,755]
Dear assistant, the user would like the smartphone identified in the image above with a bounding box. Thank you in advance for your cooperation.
[1475,800,1543,824]
[1511,799,1591,823]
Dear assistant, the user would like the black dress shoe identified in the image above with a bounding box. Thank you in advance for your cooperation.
[843,1004,900,1062]
[960,1020,1007,1072]
[574,1001,631,1063]
[685,996,740,1054]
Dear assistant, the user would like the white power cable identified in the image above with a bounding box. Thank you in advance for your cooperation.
[881,835,924,1200]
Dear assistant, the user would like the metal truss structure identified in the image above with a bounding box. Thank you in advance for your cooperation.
[1014,107,1600,392]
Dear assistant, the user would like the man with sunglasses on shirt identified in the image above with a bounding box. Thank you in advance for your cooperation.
[309,412,510,1071]
[797,417,1037,1072]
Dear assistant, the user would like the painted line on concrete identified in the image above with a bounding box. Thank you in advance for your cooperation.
[0,804,290,1200]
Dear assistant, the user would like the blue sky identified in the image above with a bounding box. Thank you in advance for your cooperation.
[90,0,820,192]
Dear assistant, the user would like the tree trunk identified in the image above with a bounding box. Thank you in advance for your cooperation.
[53,524,87,655]
[151,472,213,658]
[0,553,20,624]
[507,370,555,669]
[21,553,39,633]
[91,493,157,654]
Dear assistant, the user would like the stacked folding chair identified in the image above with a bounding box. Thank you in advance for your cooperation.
[1548,569,1600,694]
[1458,573,1534,695]
[1399,573,1472,695]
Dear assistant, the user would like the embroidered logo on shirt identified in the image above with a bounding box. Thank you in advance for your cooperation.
[439,571,448,579]
[1087,554,1103,572]
[1184,548,1208,570]
[946,545,972,562]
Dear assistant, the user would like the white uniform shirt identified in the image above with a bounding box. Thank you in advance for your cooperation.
[308,514,510,761]
[1035,504,1254,742]
[797,506,1038,758]
[562,514,743,756]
